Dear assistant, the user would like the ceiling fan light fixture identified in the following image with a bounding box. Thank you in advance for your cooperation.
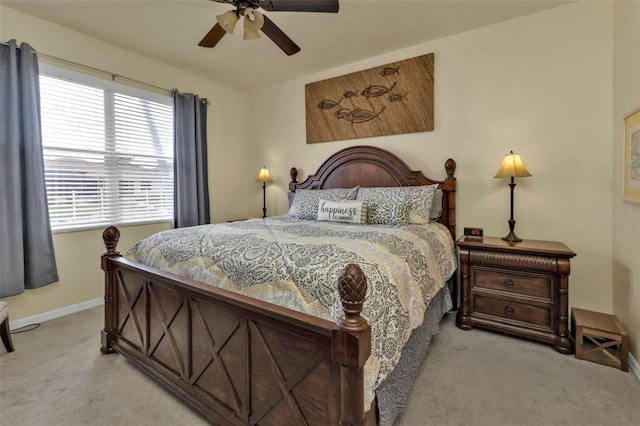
[216,10,238,34]
[200,0,339,54]
[243,9,264,40]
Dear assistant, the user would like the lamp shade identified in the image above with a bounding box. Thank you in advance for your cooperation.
[494,151,532,178]
[216,10,239,34]
[256,166,273,183]
[243,9,264,40]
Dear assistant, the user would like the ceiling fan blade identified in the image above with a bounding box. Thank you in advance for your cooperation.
[260,15,301,56]
[260,0,339,13]
[198,23,227,48]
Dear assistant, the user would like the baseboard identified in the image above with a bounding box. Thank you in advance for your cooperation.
[630,353,640,382]
[6,297,640,383]
[9,297,104,330]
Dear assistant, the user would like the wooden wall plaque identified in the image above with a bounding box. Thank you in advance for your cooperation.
[305,53,434,144]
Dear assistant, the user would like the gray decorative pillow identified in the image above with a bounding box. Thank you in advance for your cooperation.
[368,201,411,225]
[356,185,438,224]
[317,199,367,224]
[430,188,443,221]
[290,187,359,220]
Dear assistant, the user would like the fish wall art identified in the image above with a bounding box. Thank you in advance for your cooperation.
[305,53,434,144]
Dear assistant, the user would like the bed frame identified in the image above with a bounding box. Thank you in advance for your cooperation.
[100,145,456,425]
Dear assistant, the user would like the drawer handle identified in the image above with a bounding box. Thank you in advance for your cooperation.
[505,305,515,315]
[504,279,514,288]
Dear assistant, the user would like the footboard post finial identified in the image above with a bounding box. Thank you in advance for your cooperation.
[101,226,121,354]
[103,225,120,257]
[333,263,371,426]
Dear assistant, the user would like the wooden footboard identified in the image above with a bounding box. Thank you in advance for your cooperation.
[101,226,373,425]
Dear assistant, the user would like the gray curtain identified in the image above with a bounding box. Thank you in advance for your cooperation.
[173,90,210,228]
[0,40,58,298]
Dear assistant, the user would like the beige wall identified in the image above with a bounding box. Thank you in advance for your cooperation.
[612,1,640,360]
[2,224,171,320]
[249,1,620,344]
[1,6,252,320]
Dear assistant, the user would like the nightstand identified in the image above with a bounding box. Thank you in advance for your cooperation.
[456,236,576,353]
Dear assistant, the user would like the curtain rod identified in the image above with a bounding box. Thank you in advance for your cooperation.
[2,41,172,96]
[40,52,173,96]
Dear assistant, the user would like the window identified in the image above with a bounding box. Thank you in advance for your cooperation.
[39,65,174,232]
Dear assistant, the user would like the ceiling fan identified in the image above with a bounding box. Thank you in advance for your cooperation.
[198,0,339,56]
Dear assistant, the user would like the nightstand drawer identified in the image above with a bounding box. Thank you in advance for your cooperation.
[472,267,552,300]
[472,294,552,329]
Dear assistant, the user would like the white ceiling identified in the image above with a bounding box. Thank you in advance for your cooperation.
[2,0,570,91]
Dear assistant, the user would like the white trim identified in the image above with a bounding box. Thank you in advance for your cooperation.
[630,353,640,383]
[9,298,103,330]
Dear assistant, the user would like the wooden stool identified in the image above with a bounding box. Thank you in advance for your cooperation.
[571,307,628,372]
[0,301,15,353]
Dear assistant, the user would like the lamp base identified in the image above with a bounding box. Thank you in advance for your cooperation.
[502,231,522,243]
[502,218,522,243]
[262,182,267,218]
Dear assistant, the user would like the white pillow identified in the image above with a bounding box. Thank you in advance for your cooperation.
[316,199,367,224]
[289,187,359,220]
[356,185,438,224]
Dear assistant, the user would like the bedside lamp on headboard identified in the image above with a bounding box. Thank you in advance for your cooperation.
[494,150,531,242]
[256,166,273,218]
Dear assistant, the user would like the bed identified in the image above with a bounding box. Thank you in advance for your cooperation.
[100,145,457,425]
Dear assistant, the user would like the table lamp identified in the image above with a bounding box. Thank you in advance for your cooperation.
[256,166,273,218]
[494,150,531,242]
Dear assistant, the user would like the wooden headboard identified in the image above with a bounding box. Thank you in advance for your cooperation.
[289,145,457,239]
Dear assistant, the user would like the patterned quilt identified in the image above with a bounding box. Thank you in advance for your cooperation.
[125,216,457,406]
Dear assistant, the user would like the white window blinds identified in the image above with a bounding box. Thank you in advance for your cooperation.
[39,67,174,232]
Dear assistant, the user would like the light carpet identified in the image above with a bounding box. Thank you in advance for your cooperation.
[0,307,638,426]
